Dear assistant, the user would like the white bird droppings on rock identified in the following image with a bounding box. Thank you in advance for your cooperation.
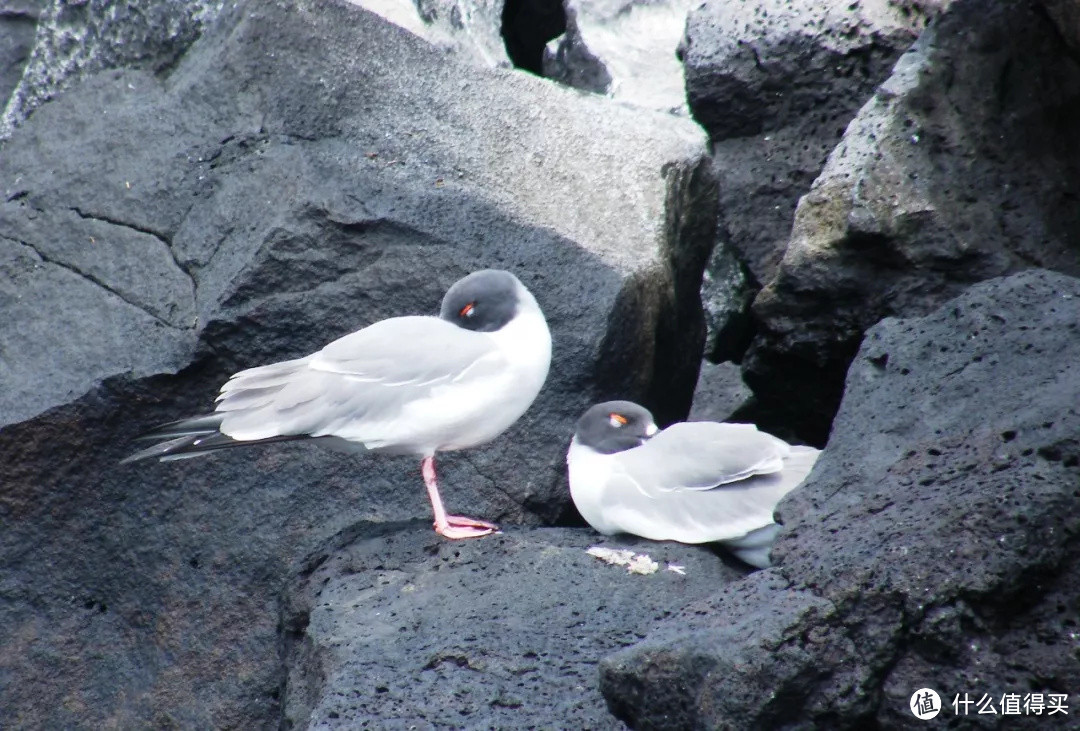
[586,546,659,575]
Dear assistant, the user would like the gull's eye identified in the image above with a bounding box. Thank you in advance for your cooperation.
[608,413,628,428]
[459,302,476,317]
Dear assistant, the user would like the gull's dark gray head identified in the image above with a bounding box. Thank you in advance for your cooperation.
[440,269,524,333]
[574,400,658,454]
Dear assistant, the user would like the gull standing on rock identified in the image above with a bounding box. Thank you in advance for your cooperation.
[566,401,819,567]
[124,269,552,539]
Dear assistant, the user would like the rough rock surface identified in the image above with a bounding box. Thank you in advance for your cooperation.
[1041,0,1080,56]
[7,0,1077,727]
[745,0,1080,443]
[682,0,938,288]
[543,0,695,114]
[0,1,42,107]
[687,361,750,423]
[282,527,744,728]
[0,0,224,139]
[601,269,1080,728]
[0,0,716,727]
[700,236,754,362]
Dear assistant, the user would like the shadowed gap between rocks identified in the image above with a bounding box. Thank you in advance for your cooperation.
[501,0,566,74]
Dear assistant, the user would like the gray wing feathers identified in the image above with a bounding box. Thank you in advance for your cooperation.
[215,358,312,412]
[213,316,498,441]
[782,445,820,479]
[604,429,820,543]
[124,316,502,460]
[620,422,791,492]
[312,317,493,381]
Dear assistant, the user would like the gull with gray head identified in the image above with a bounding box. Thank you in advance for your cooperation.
[566,401,819,567]
[124,269,552,539]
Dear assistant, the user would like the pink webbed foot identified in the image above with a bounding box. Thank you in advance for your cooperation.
[434,515,500,540]
[421,456,500,540]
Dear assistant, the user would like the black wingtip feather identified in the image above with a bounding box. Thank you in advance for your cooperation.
[121,435,203,464]
[122,414,310,464]
[131,414,225,442]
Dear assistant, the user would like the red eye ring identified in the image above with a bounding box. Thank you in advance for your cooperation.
[459,302,475,317]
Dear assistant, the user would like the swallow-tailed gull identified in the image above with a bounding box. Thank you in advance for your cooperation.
[566,401,819,567]
[124,269,552,539]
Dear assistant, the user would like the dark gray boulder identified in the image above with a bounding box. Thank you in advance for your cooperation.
[682,0,935,289]
[0,0,716,727]
[744,0,1080,443]
[283,526,744,728]
[601,568,864,729]
[601,269,1080,728]
[1041,0,1080,56]
[687,361,751,423]
[0,0,225,138]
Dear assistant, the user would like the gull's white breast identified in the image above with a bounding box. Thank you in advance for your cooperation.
[566,438,621,535]
[431,307,551,451]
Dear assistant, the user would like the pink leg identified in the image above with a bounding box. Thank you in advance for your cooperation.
[421,456,499,539]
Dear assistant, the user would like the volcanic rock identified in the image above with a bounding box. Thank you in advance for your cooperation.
[745,0,1080,443]
[0,0,715,726]
[601,269,1080,728]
